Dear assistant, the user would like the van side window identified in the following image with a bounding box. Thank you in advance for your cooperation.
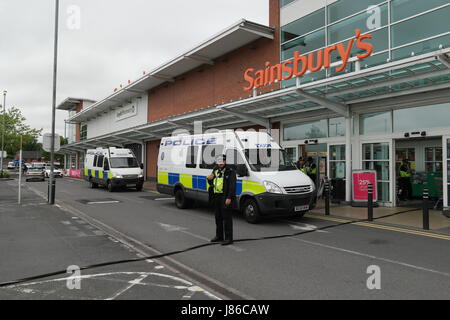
[186,146,198,169]
[93,155,98,167]
[97,155,104,168]
[200,145,224,170]
[225,149,246,170]
[103,158,110,171]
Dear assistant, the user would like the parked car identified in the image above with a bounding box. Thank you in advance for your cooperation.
[26,167,45,182]
[7,162,16,170]
[44,166,63,178]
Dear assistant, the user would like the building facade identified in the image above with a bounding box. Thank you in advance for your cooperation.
[59,0,450,213]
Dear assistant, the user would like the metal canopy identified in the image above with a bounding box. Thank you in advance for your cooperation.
[66,19,274,124]
[59,48,450,154]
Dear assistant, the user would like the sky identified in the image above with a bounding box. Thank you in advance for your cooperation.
[0,0,268,139]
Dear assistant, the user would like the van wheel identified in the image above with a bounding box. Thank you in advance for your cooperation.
[242,199,261,224]
[90,181,98,189]
[175,189,191,209]
[136,184,143,192]
[107,181,115,192]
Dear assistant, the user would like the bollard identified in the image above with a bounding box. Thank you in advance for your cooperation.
[423,188,429,230]
[324,178,330,216]
[367,184,373,222]
[48,179,56,204]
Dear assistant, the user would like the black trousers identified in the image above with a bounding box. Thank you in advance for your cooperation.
[399,177,413,200]
[213,194,233,241]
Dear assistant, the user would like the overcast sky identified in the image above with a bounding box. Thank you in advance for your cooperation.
[0,0,268,139]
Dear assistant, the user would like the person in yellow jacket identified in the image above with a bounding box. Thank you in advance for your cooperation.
[305,156,318,185]
[398,159,413,201]
[207,154,237,246]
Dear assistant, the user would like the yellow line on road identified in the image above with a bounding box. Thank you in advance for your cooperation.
[305,214,450,241]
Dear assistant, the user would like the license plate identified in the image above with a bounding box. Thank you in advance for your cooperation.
[295,205,309,212]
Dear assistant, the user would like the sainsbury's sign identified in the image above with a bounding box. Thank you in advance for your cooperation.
[243,29,373,91]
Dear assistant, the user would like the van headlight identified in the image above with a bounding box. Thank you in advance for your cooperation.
[263,181,283,194]
[138,174,144,178]
[114,174,123,179]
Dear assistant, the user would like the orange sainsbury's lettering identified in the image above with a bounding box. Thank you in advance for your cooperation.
[243,29,374,91]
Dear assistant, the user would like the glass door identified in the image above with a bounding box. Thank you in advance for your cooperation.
[443,136,450,210]
[361,141,392,203]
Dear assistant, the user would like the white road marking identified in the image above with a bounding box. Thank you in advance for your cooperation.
[106,273,149,300]
[155,198,175,201]
[287,237,450,278]
[288,222,329,233]
[87,201,120,205]
[3,271,221,300]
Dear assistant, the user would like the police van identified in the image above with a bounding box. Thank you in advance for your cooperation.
[84,147,144,192]
[157,130,316,223]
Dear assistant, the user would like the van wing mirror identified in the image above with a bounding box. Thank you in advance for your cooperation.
[236,164,249,177]
[140,163,144,170]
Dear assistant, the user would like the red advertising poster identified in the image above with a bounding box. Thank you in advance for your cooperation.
[69,169,81,179]
[352,170,377,202]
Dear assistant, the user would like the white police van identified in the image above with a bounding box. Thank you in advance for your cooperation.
[84,147,144,192]
[157,130,316,223]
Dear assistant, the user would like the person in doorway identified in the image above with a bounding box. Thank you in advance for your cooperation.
[399,159,413,201]
[207,155,237,246]
[296,157,307,174]
[305,156,318,184]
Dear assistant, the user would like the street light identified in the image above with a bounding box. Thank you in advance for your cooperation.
[0,90,7,178]
[48,0,59,204]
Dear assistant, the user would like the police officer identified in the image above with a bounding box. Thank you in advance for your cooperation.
[305,156,317,184]
[296,157,307,174]
[399,159,413,201]
[207,154,236,246]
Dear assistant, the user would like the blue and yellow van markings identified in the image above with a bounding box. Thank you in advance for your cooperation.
[158,172,265,195]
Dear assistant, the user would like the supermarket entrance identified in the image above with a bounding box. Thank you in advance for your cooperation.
[394,137,443,209]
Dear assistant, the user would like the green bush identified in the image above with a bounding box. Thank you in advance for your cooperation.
[0,170,10,178]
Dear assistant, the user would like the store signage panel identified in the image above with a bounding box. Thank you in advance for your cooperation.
[243,29,373,91]
[352,170,378,202]
[116,104,137,122]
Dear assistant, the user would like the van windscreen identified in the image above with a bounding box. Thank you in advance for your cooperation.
[244,149,297,172]
[110,157,139,168]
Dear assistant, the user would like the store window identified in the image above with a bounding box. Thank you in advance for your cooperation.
[284,119,328,141]
[80,124,87,141]
[329,117,346,137]
[391,0,449,22]
[362,143,390,201]
[392,33,450,61]
[391,5,450,48]
[281,29,326,61]
[281,8,325,43]
[360,111,392,135]
[328,4,388,45]
[329,145,346,179]
[425,147,443,173]
[327,0,385,24]
[393,102,450,133]
[280,0,296,7]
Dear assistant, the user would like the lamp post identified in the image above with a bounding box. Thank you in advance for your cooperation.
[0,90,7,178]
[49,0,59,205]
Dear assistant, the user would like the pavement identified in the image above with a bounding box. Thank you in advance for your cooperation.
[0,179,219,300]
[0,177,447,300]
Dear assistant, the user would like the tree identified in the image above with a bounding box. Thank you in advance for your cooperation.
[0,107,42,157]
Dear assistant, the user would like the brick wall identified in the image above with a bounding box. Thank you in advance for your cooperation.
[145,0,280,178]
